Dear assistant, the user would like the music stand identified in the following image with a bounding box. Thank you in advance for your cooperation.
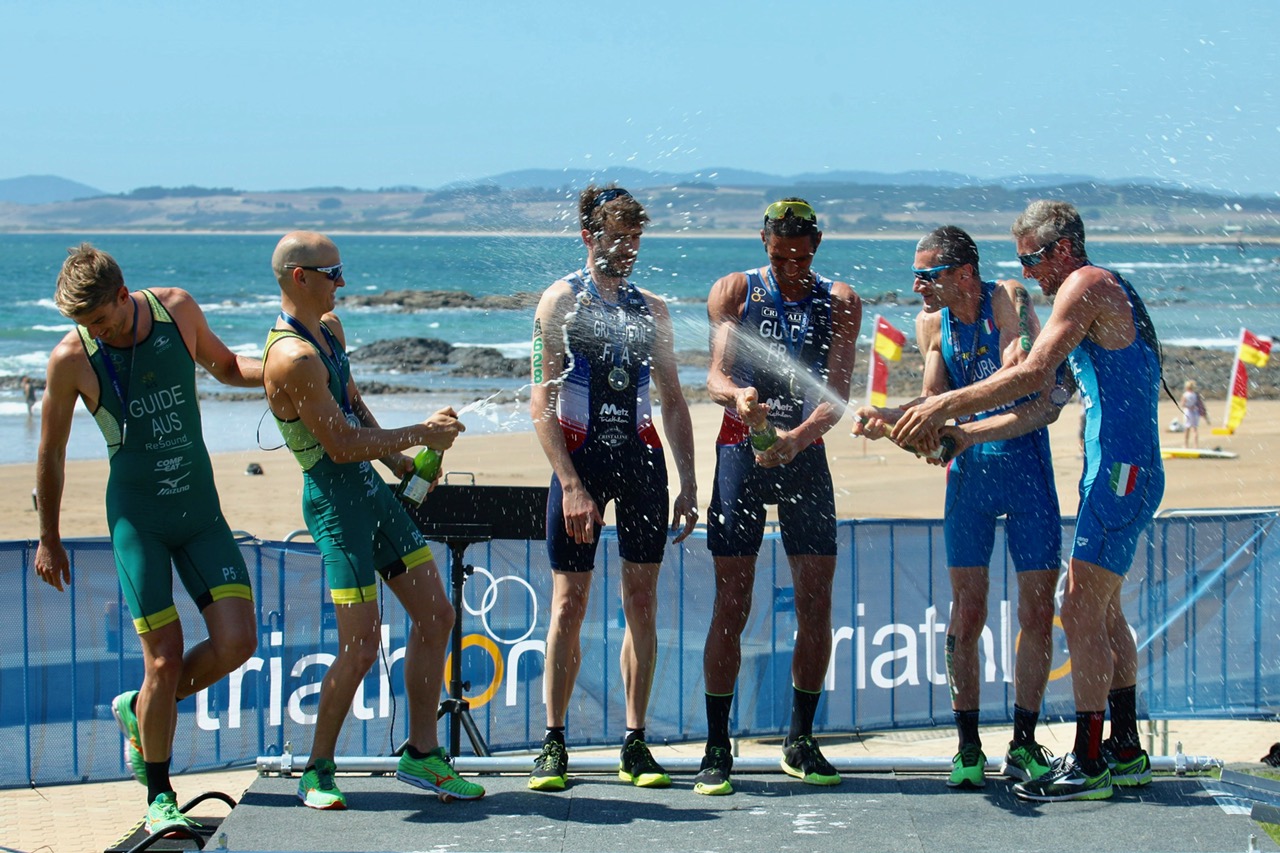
[404,481,547,757]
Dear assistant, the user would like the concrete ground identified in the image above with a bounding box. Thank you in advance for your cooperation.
[3,718,1278,853]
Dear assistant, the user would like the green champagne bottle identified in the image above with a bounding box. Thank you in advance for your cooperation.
[750,422,778,452]
[396,447,442,505]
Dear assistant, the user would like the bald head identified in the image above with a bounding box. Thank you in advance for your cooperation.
[272,231,340,287]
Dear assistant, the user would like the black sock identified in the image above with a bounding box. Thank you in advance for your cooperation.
[543,726,565,746]
[705,693,734,751]
[1012,704,1039,747]
[405,743,430,760]
[1073,711,1107,774]
[624,728,645,746]
[954,709,981,750]
[145,759,173,805]
[1107,685,1141,751]
[787,687,822,743]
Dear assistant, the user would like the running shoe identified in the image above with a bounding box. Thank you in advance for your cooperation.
[397,747,485,800]
[780,735,841,786]
[693,746,734,796]
[1013,752,1113,802]
[1002,741,1053,782]
[145,792,202,836]
[1101,737,1153,786]
[111,690,147,786]
[618,739,671,788]
[528,740,569,792]
[947,744,987,789]
[297,757,346,810]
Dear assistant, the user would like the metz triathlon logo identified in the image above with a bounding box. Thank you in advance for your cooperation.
[597,402,629,424]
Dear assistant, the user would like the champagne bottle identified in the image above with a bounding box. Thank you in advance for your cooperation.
[750,421,778,452]
[916,435,957,462]
[396,447,442,506]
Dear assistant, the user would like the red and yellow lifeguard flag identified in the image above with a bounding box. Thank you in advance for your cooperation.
[1213,328,1273,435]
[868,352,890,407]
[873,315,906,363]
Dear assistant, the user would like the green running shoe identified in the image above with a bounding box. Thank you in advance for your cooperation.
[781,735,841,786]
[947,744,987,789]
[111,690,147,786]
[1101,738,1153,786]
[1013,753,1113,802]
[693,746,734,796]
[145,791,201,837]
[529,740,569,791]
[297,758,347,810]
[618,739,671,788]
[1002,741,1053,782]
[397,747,485,800]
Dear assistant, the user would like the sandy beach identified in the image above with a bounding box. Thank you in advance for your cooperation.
[4,397,1279,543]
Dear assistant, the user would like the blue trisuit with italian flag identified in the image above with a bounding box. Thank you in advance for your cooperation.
[1068,267,1165,575]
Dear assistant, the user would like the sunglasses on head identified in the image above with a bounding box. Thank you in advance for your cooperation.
[590,188,632,210]
[1017,241,1057,267]
[764,200,817,222]
[286,263,344,281]
[912,263,958,283]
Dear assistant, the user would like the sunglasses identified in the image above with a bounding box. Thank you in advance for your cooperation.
[1017,242,1057,267]
[286,263,345,281]
[912,263,958,283]
[590,188,632,210]
[764,200,817,222]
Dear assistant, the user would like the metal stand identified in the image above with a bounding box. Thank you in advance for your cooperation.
[436,537,491,758]
[401,482,549,760]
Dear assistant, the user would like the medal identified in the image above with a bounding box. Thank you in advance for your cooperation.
[608,366,630,391]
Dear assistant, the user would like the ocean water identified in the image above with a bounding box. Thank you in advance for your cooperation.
[3,232,1278,464]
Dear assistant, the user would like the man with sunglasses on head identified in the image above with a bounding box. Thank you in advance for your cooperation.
[694,198,861,796]
[262,231,485,810]
[894,201,1164,802]
[528,185,698,792]
[34,243,261,836]
[853,225,1067,790]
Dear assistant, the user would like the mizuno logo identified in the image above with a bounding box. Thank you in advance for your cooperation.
[158,472,191,490]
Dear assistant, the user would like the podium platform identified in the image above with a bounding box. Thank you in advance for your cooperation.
[199,768,1276,853]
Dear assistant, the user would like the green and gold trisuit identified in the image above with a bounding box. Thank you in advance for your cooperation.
[263,321,433,604]
[79,290,252,634]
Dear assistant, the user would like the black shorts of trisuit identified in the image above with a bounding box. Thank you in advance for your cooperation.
[545,443,669,572]
[707,440,836,557]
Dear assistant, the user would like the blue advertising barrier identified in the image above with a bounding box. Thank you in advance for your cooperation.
[3,510,1278,788]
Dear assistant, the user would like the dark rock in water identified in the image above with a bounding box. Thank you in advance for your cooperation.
[341,289,540,312]
[350,337,453,368]
[450,347,525,378]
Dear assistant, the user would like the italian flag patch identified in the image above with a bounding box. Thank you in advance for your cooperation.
[1110,463,1139,496]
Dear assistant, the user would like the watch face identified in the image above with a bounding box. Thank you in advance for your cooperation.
[1050,385,1070,406]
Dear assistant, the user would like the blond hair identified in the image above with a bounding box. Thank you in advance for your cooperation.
[54,243,125,316]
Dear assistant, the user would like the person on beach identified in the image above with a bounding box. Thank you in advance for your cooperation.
[1180,379,1209,448]
[21,375,36,417]
[262,230,484,809]
[852,225,1067,789]
[34,244,261,836]
[527,185,698,792]
[893,200,1164,802]
[694,198,861,796]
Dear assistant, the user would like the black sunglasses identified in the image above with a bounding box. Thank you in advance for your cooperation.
[590,188,632,211]
[1017,242,1057,268]
[912,263,959,283]
[286,262,344,281]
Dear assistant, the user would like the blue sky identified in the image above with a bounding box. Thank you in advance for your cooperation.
[4,1,1278,195]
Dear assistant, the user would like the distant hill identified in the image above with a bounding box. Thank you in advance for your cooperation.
[0,175,103,204]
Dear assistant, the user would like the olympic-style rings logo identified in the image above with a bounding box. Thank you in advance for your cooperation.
[461,567,540,645]
[443,567,541,709]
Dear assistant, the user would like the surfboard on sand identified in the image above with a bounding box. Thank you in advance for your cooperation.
[1161,447,1239,460]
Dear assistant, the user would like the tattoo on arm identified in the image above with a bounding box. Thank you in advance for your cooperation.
[1014,287,1033,352]
[532,318,544,384]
